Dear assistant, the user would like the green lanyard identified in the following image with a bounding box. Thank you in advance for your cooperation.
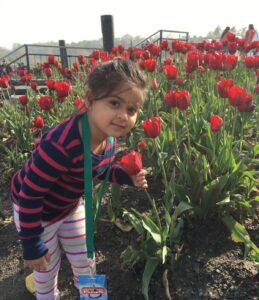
[82,113,112,259]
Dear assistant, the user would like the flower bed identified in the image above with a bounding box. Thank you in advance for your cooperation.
[0,38,258,299]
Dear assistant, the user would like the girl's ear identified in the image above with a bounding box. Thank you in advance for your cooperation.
[84,90,94,109]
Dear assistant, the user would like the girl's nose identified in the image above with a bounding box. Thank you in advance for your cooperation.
[117,109,128,120]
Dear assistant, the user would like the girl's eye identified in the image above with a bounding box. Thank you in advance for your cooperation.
[127,107,138,116]
[110,100,120,108]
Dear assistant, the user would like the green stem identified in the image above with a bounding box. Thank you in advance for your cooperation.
[183,110,191,152]
[153,90,158,116]
[144,189,162,234]
[154,138,169,191]
[239,114,244,153]
[171,108,180,158]
[222,99,227,147]
[228,107,237,169]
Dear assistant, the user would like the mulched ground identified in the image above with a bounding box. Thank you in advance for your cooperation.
[0,182,258,300]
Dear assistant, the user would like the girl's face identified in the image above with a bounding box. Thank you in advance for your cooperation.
[86,84,144,141]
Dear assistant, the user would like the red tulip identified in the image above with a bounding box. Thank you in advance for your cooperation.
[19,69,28,76]
[72,62,79,71]
[175,90,190,110]
[148,44,161,56]
[37,96,53,111]
[161,40,169,51]
[244,57,256,69]
[19,95,29,106]
[217,79,234,98]
[91,50,100,60]
[33,115,44,128]
[54,81,72,98]
[85,66,92,74]
[138,140,148,151]
[228,42,237,55]
[186,50,200,73]
[48,55,56,65]
[226,32,236,42]
[142,117,162,138]
[144,59,156,72]
[176,77,184,86]
[0,76,9,88]
[255,84,259,95]
[165,90,177,108]
[74,97,86,112]
[164,58,172,65]
[78,55,86,65]
[100,51,109,62]
[44,67,52,78]
[20,74,32,83]
[228,85,247,107]
[117,44,125,53]
[89,58,98,68]
[46,79,56,91]
[237,94,254,112]
[223,55,238,71]
[30,82,38,91]
[164,64,178,80]
[210,115,223,133]
[118,150,142,175]
[151,78,158,91]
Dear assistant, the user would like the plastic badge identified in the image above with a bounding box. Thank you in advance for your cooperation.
[79,274,108,300]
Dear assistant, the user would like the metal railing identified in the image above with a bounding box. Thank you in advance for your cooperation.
[0,42,102,71]
[0,30,189,72]
[134,29,189,48]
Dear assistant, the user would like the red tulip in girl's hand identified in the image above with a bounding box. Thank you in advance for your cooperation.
[118,150,148,189]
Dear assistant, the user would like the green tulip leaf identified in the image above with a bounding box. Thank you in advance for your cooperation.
[142,257,160,300]
[123,210,144,235]
[142,216,162,244]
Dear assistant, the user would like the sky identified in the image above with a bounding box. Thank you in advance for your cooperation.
[1,0,259,49]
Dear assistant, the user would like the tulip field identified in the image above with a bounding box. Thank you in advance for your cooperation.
[0,37,259,299]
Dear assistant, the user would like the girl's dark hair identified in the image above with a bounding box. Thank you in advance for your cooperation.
[87,59,146,100]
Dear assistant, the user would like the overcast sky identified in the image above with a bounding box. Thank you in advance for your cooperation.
[1,0,258,49]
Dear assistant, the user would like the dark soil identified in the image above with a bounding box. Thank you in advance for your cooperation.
[0,182,258,300]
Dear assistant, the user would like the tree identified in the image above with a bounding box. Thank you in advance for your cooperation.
[236,27,246,38]
[0,47,9,57]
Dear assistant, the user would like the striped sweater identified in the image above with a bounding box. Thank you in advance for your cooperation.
[11,113,133,260]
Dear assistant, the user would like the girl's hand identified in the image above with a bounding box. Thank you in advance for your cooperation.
[24,252,51,271]
[131,169,148,189]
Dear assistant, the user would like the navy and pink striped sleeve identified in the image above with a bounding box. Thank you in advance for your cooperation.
[18,139,71,260]
[96,138,134,186]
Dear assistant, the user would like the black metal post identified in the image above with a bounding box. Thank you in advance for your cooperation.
[101,15,114,52]
[59,40,68,68]
[25,45,30,71]
[159,30,163,45]
[159,30,163,65]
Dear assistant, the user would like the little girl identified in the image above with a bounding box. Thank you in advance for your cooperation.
[11,59,148,300]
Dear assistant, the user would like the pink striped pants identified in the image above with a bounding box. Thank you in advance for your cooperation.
[13,201,96,300]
